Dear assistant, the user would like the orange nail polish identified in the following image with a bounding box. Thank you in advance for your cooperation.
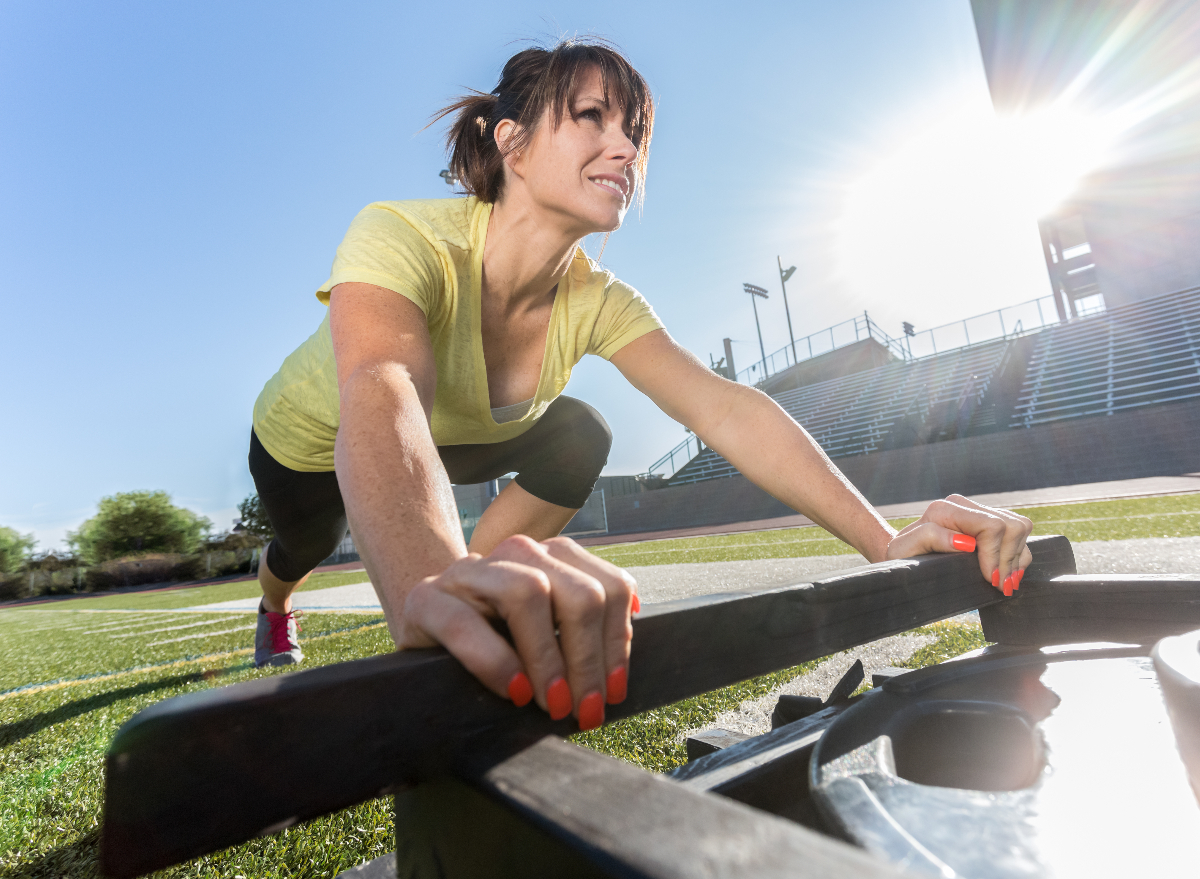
[546,676,572,721]
[507,672,533,707]
[1003,575,1013,597]
[992,569,1000,589]
[632,592,641,614]
[606,666,628,705]
[951,533,976,552]
[578,691,605,731]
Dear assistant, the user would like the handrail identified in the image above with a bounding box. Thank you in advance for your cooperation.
[645,433,706,480]
[733,312,909,385]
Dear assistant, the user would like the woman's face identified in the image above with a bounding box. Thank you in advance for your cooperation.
[504,67,639,236]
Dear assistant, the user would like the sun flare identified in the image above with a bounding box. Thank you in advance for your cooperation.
[835,102,1122,319]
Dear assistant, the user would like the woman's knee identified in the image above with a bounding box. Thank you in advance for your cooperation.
[545,396,612,469]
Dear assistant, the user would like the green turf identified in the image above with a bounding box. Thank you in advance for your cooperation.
[0,608,394,878]
[16,493,1200,617]
[1015,493,1200,542]
[14,570,370,613]
[588,493,1200,568]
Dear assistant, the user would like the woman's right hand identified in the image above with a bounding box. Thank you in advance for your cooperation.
[394,534,640,731]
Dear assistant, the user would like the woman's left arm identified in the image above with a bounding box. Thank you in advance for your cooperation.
[611,330,1033,592]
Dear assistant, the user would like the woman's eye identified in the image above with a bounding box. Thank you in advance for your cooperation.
[579,108,602,123]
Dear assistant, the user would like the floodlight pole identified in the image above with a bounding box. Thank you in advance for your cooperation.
[778,257,798,363]
[743,283,770,377]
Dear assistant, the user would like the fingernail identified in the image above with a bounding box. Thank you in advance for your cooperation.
[951,533,976,552]
[546,676,573,721]
[632,593,641,614]
[606,666,628,705]
[507,672,533,707]
[1014,568,1025,590]
[578,691,605,731]
[1003,575,1013,597]
[992,569,1000,589]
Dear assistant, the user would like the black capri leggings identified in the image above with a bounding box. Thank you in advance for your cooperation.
[248,395,612,582]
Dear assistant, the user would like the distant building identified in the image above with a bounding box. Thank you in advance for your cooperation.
[972,0,1200,317]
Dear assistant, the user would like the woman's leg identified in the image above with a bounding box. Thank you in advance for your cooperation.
[467,482,579,555]
[248,431,349,613]
[438,396,612,555]
[258,556,307,614]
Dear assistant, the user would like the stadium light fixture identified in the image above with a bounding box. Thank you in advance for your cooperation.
[778,258,798,362]
[742,283,770,377]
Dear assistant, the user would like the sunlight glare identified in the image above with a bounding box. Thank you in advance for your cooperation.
[835,103,1121,317]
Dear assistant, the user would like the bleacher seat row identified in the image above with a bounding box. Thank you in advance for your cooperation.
[667,286,1200,487]
[1013,285,1200,427]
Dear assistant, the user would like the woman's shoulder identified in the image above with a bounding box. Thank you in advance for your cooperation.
[350,196,484,253]
[568,248,639,300]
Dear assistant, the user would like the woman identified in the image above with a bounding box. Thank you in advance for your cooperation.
[249,39,1032,732]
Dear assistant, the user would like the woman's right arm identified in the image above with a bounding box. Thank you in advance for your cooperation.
[329,281,467,630]
[329,282,634,728]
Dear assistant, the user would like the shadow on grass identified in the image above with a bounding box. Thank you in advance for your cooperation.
[0,665,250,749]
[0,829,100,879]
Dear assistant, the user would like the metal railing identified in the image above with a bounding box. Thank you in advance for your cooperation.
[735,313,909,384]
[901,294,1062,360]
[645,434,707,484]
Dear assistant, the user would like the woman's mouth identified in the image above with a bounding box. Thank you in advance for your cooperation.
[590,175,628,199]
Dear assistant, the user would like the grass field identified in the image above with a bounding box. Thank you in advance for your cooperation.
[1,492,1195,877]
[589,493,1200,567]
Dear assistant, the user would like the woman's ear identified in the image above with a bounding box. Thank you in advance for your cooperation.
[494,119,517,156]
[495,118,525,180]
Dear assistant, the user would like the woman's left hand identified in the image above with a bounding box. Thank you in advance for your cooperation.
[885,494,1033,596]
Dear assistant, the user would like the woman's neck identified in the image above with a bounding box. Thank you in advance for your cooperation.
[482,195,582,311]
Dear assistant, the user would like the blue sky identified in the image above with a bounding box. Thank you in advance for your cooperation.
[1,1,1054,550]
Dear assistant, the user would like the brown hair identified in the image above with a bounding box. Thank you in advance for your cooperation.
[434,38,654,207]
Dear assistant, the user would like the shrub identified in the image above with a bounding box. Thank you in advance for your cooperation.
[0,526,35,574]
[67,491,212,564]
[237,493,274,542]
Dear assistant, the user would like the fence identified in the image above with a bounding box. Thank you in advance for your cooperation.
[734,312,909,384]
[561,489,609,536]
[0,548,262,602]
[901,294,1063,360]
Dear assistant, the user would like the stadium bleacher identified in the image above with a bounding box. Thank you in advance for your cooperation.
[1012,285,1200,427]
[661,286,1200,487]
[669,338,1012,485]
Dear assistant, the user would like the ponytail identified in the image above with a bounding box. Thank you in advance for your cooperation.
[436,91,507,204]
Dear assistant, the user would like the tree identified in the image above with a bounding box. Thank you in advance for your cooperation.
[67,491,212,564]
[0,526,36,574]
[236,493,274,543]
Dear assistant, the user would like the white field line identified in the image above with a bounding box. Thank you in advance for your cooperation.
[81,619,168,635]
[0,620,387,701]
[109,618,233,638]
[148,624,257,645]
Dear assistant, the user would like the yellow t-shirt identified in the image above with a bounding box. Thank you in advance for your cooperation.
[252,196,664,472]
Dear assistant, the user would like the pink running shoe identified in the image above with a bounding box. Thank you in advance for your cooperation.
[254,602,304,667]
